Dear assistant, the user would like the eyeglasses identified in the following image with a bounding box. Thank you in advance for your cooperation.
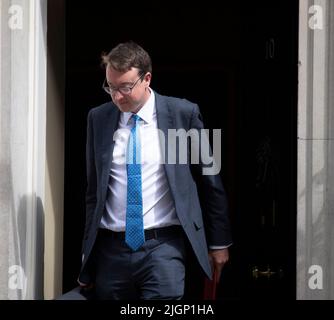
[102,73,145,96]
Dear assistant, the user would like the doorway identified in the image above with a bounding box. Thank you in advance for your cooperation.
[63,0,298,299]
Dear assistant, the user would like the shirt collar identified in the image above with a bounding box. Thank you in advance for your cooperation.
[122,89,155,125]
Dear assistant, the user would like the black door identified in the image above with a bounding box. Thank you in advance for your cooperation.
[63,0,298,299]
[231,2,298,300]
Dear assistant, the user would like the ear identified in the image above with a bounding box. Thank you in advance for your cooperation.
[144,72,152,87]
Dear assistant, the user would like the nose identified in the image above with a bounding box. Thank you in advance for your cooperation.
[112,90,124,100]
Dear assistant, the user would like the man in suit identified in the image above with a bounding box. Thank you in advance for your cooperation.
[78,41,232,300]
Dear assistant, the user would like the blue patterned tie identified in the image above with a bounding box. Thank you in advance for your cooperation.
[125,114,145,251]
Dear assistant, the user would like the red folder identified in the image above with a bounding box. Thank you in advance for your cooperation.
[203,269,217,300]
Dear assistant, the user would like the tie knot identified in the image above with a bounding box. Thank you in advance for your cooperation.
[132,114,140,122]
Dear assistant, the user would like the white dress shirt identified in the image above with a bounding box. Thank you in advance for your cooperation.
[100,90,180,231]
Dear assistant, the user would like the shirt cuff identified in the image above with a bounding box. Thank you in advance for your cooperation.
[209,243,232,250]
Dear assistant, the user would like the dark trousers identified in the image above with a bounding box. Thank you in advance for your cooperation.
[94,227,186,300]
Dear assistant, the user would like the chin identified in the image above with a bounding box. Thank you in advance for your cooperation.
[122,106,135,113]
[116,101,138,113]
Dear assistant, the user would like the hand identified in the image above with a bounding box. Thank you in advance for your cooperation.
[208,248,229,284]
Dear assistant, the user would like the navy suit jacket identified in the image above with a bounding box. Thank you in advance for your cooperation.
[79,91,232,284]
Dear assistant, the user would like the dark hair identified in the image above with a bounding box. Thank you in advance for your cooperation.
[101,41,152,75]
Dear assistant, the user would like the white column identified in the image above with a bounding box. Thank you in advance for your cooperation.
[0,0,47,300]
[297,0,334,299]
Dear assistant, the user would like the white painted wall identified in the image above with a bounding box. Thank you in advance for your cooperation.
[0,0,47,300]
[297,0,334,299]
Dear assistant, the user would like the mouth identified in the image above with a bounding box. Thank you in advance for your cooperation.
[118,100,128,106]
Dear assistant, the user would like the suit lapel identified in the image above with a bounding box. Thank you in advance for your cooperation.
[101,103,120,201]
[155,92,177,195]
